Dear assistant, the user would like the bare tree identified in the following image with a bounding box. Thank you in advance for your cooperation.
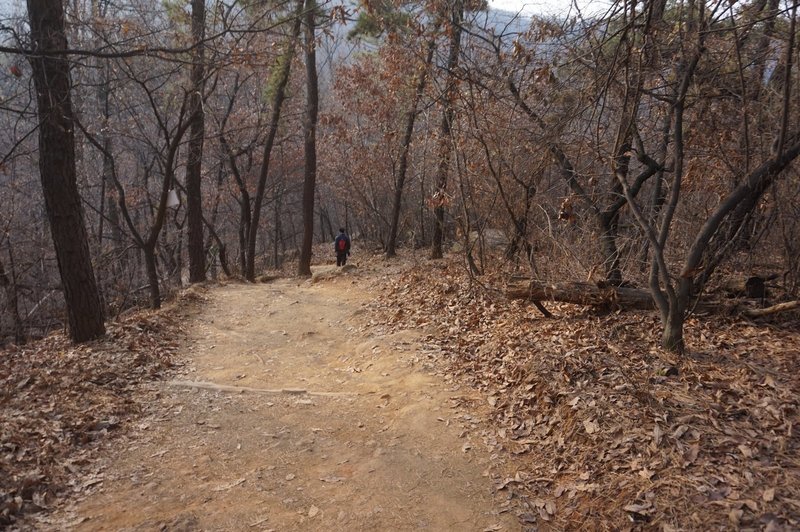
[245,0,304,281]
[298,0,319,276]
[617,0,800,352]
[430,0,464,260]
[26,0,105,342]
[185,0,207,283]
[386,29,439,258]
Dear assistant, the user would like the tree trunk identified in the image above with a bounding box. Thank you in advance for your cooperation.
[246,1,303,281]
[204,155,229,279]
[238,221,247,273]
[505,184,534,260]
[27,0,105,342]
[201,217,231,278]
[298,0,319,277]
[186,0,206,283]
[641,39,705,353]
[0,253,25,344]
[143,244,161,309]
[386,34,437,258]
[142,102,194,308]
[599,212,623,286]
[98,60,127,280]
[226,147,250,275]
[662,304,686,354]
[273,192,282,268]
[750,0,780,101]
[430,0,463,260]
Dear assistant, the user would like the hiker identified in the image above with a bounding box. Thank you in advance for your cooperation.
[334,228,351,267]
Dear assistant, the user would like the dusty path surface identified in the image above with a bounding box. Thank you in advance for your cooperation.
[46,263,519,531]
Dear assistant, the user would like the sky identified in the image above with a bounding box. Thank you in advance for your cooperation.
[489,0,613,17]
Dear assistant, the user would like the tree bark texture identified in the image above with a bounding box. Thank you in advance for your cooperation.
[27,0,105,342]
[0,254,25,344]
[598,212,623,286]
[298,0,319,277]
[506,278,657,310]
[143,244,160,309]
[186,0,206,283]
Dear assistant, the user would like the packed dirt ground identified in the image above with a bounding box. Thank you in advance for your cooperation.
[5,257,521,531]
[3,251,799,530]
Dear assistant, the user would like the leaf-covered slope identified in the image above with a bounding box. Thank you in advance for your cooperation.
[373,257,799,530]
[0,292,193,526]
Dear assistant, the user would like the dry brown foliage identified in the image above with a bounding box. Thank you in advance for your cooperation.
[373,256,800,530]
[0,288,196,526]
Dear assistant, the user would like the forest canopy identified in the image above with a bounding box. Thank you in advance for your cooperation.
[0,0,798,352]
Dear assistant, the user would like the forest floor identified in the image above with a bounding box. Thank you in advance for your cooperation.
[7,255,521,531]
[3,250,800,530]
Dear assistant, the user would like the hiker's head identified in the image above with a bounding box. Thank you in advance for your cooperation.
[339,228,345,234]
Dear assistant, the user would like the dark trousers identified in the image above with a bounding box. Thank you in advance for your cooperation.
[337,252,348,266]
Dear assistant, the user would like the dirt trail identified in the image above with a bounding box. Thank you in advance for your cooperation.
[48,263,519,531]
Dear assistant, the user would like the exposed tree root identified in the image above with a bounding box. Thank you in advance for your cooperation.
[167,380,358,397]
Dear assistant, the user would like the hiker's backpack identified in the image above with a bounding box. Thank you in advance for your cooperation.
[337,237,347,252]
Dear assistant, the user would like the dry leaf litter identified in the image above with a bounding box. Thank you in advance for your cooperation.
[0,287,200,527]
[2,254,799,531]
[370,256,799,531]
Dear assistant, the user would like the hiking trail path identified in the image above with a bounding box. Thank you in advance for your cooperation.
[47,262,521,531]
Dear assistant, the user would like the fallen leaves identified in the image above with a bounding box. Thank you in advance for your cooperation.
[1,305,183,526]
[582,419,599,435]
[372,255,800,531]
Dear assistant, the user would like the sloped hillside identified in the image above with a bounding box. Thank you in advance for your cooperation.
[373,256,800,530]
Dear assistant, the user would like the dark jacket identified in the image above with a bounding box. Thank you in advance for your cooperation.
[334,233,351,254]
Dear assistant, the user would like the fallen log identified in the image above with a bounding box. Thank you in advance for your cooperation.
[505,277,722,313]
[741,300,800,318]
[506,277,793,317]
[722,275,773,299]
[506,277,657,310]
